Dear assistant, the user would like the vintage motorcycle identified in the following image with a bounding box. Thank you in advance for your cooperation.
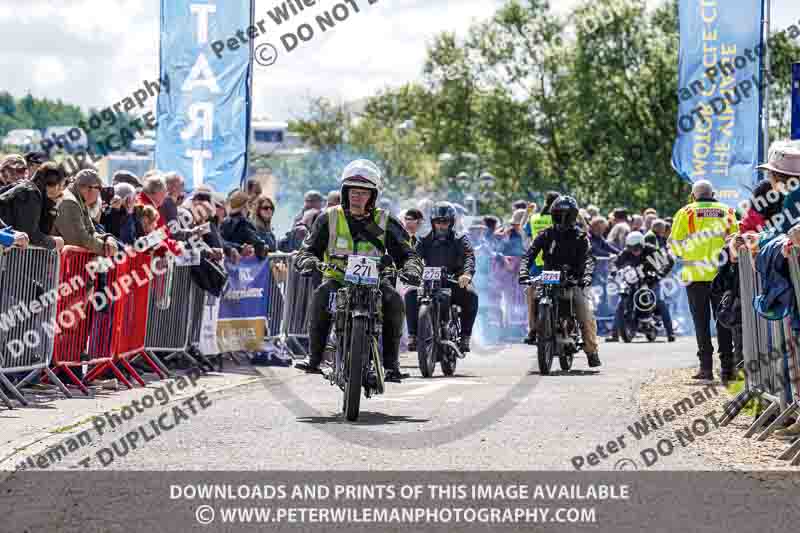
[525,268,583,375]
[415,266,464,378]
[303,255,389,421]
[613,265,661,343]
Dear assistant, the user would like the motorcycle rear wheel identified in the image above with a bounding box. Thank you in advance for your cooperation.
[344,317,368,422]
[441,310,460,376]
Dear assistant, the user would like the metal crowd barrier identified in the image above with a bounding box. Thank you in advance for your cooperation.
[80,250,162,388]
[0,246,70,407]
[721,247,800,465]
[278,253,319,357]
[49,246,111,395]
[143,255,213,370]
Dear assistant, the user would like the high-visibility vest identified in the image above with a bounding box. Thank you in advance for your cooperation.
[528,213,553,267]
[324,206,389,282]
[668,200,738,282]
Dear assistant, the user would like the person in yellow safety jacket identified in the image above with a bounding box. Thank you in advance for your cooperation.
[294,159,423,383]
[668,180,739,382]
[522,191,560,344]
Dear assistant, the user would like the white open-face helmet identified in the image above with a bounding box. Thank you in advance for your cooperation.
[625,231,645,248]
[340,159,383,211]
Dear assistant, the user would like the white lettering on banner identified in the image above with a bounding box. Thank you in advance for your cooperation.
[190,4,217,44]
[187,149,213,189]
[182,54,222,93]
[181,1,221,188]
[181,103,214,141]
[224,288,264,300]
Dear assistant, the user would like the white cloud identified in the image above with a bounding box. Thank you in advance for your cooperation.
[0,0,798,121]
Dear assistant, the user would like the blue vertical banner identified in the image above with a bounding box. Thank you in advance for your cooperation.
[156,0,254,192]
[671,0,765,208]
[792,63,800,140]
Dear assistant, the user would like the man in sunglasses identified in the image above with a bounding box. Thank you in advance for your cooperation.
[54,169,119,257]
[0,154,28,192]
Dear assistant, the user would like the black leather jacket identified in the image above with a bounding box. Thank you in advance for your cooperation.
[614,243,674,280]
[296,207,423,280]
[416,230,476,278]
[519,225,595,287]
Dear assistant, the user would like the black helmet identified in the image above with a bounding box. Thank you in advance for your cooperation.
[550,196,579,230]
[430,201,456,228]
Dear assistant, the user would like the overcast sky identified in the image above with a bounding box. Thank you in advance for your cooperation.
[0,0,798,122]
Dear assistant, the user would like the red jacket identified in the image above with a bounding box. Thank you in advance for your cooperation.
[135,192,181,256]
[739,207,766,234]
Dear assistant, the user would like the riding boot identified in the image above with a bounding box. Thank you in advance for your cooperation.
[383,336,406,382]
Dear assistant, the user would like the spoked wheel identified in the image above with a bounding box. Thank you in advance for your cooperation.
[536,305,555,375]
[441,311,460,376]
[645,330,657,342]
[417,305,436,378]
[343,317,368,422]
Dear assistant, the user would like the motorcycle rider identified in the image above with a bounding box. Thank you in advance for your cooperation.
[518,196,601,367]
[294,159,423,382]
[606,231,676,342]
[406,202,478,354]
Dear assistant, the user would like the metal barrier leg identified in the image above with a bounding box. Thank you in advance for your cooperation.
[60,366,90,396]
[41,367,73,399]
[0,383,14,409]
[778,437,800,461]
[145,350,174,378]
[757,401,799,441]
[15,369,40,389]
[0,373,28,407]
[720,389,754,426]
[119,358,146,387]
[134,351,166,379]
[744,400,780,438]
[104,362,135,390]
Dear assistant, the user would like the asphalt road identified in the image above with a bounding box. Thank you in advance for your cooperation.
[49,336,715,471]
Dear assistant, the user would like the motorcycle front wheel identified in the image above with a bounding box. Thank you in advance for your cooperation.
[344,317,368,422]
[536,305,555,375]
[417,305,436,378]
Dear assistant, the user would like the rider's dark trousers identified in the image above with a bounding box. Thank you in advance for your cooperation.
[405,285,479,337]
[308,278,405,371]
[686,281,734,373]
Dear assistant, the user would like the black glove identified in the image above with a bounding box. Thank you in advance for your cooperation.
[299,258,320,277]
[399,270,421,287]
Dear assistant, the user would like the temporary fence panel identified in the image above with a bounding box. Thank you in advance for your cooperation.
[0,247,70,405]
[80,250,161,388]
[50,246,110,394]
[279,253,319,356]
[266,253,290,342]
[144,257,194,353]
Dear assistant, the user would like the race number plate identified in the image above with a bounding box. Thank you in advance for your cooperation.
[541,271,561,285]
[345,255,379,286]
[422,267,442,280]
